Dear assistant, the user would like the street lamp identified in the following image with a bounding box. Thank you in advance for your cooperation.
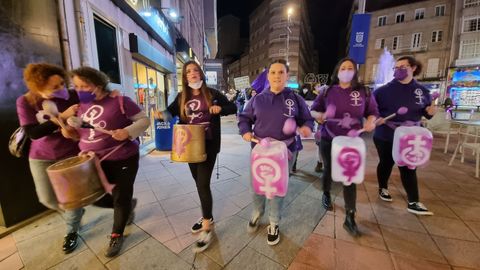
[286,6,293,66]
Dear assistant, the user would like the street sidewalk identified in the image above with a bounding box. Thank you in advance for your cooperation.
[1,115,479,269]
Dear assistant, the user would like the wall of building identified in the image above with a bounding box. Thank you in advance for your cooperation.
[363,0,455,84]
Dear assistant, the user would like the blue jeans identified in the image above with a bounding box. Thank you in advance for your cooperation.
[29,159,85,234]
[251,151,297,226]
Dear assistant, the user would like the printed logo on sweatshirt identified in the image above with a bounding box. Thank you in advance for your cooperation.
[349,91,362,107]
[283,99,295,117]
[81,105,106,143]
[414,89,424,105]
[185,99,204,123]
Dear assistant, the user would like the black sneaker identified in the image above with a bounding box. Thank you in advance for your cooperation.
[267,225,280,245]
[62,232,79,254]
[247,215,260,233]
[315,162,324,172]
[379,188,393,202]
[407,202,434,216]
[191,217,214,233]
[322,192,333,211]
[343,210,361,237]
[192,230,212,253]
[105,234,124,257]
[126,198,137,225]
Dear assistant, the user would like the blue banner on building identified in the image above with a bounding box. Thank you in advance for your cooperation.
[349,14,371,64]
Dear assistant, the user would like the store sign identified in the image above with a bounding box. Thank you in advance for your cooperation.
[206,71,217,85]
[234,76,250,89]
[124,1,174,49]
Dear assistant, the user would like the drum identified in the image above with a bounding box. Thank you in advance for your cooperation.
[171,124,207,163]
[47,154,106,210]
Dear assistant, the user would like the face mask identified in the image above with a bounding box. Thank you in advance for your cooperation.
[188,80,203,89]
[394,68,409,81]
[51,87,69,100]
[337,70,355,84]
[77,91,96,103]
[303,88,308,94]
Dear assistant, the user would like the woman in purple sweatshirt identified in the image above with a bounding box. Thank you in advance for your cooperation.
[238,59,314,245]
[373,56,436,216]
[154,61,237,252]
[68,67,150,257]
[311,58,378,236]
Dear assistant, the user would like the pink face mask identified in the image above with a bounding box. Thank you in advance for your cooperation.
[337,70,355,84]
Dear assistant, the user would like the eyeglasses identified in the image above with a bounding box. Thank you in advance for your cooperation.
[393,65,410,71]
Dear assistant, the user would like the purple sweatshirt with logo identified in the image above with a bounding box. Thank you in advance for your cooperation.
[311,85,379,140]
[373,79,432,142]
[77,96,141,160]
[16,91,80,160]
[238,88,314,151]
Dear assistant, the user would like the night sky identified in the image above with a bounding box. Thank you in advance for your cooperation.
[217,0,427,76]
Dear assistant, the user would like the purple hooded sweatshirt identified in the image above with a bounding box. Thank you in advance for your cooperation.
[238,88,314,151]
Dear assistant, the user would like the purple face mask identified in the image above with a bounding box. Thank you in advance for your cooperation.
[394,68,409,81]
[77,91,96,103]
[51,87,69,100]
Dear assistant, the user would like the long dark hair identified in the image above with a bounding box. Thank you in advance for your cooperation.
[397,56,423,76]
[329,57,364,91]
[179,61,212,122]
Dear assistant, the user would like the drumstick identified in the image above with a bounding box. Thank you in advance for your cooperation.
[251,138,260,143]
[67,116,114,135]
[376,106,409,124]
[42,100,68,130]
[347,107,409,137]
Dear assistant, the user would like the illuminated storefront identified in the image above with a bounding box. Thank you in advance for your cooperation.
[447,67,480,108]
[132,61,169,144]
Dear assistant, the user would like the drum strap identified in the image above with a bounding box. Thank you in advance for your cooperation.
[99,142,128,162]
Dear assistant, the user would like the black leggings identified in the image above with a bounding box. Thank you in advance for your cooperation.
[101,153,139,234]
[373,138,419,203]
[320,139,357,211]
[188,148,217,219]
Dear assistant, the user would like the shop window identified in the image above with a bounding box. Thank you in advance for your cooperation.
[132,61,168,144]
[94,15,121,84]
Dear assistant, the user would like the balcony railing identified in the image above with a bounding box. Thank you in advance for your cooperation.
[455,57,480,67]
[422,70,445,79]
[391,44,428,54]
[269,51,299,58]
[269,36,300,44]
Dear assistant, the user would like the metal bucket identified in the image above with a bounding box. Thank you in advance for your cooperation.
[47,154,105,210]
[171,124,207,163]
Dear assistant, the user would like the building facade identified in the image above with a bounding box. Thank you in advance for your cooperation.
[60,0,206,149]
[228,0,318,90]
[362,0,455,90]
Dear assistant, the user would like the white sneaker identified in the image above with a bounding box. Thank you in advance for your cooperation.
[192,230,212,253]
[379,188,393,202]
[267,225,280,246]
[407,202,434,216]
